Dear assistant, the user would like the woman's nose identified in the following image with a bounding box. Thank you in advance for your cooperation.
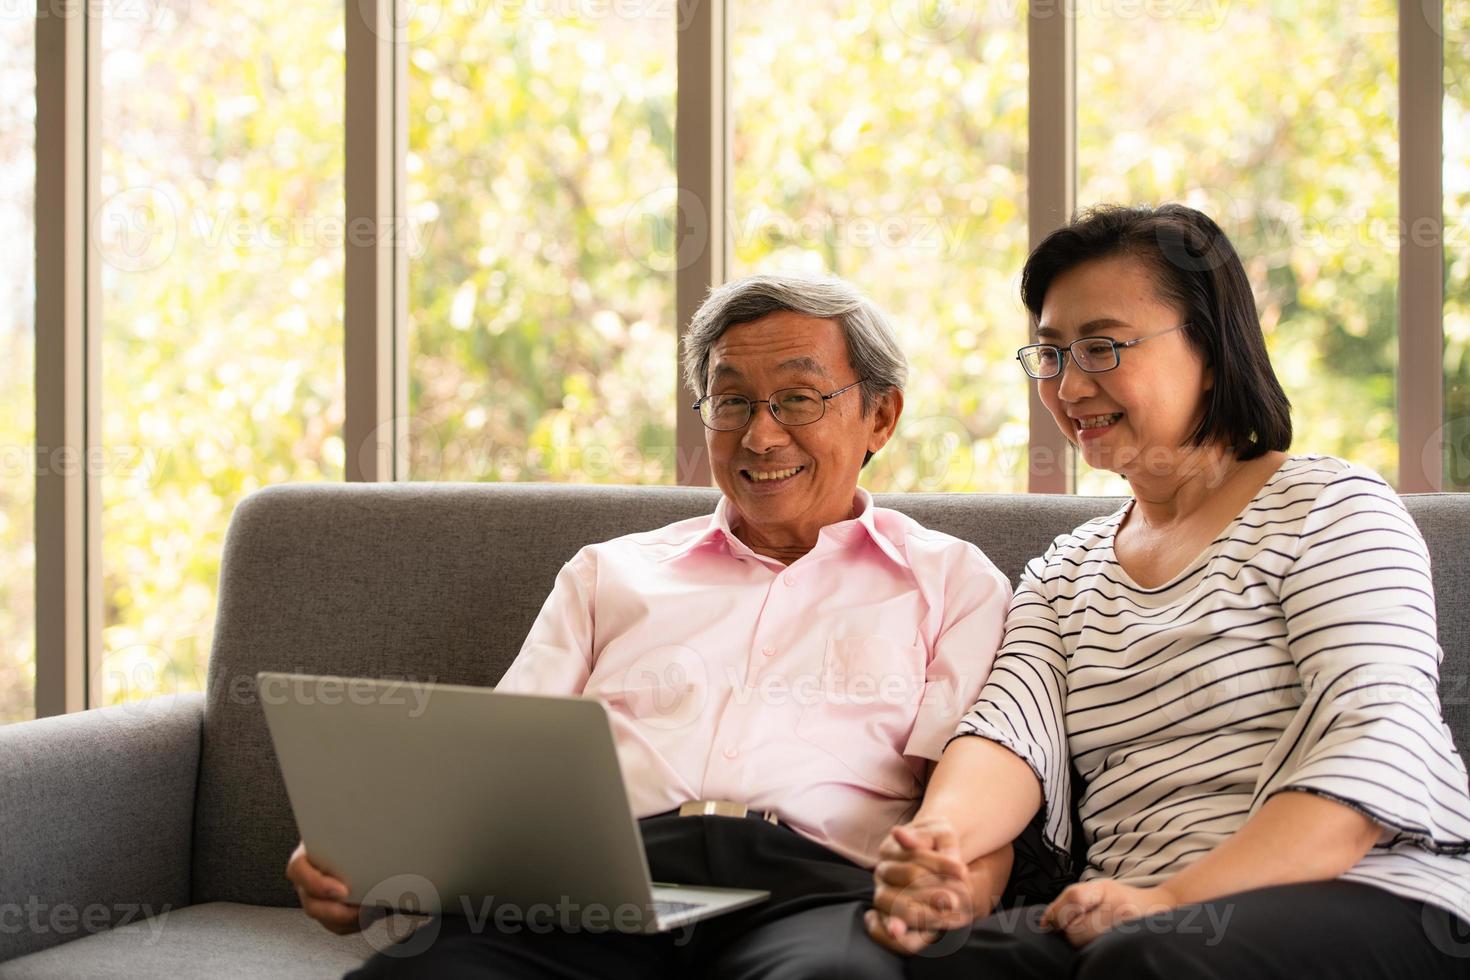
[1056,356,1097,402]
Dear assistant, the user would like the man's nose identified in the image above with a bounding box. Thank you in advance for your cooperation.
[741,402,792,453]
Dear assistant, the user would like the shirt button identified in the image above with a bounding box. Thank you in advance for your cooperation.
[762,646,777,657]
[783,573,797,587]
[722,746,739,759]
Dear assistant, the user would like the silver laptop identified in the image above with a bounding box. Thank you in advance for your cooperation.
[257,671,769,933]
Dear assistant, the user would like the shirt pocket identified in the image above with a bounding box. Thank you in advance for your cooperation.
[794,635,927,796]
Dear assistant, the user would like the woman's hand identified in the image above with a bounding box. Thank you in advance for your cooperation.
[1041,879,1178,947]
[866,817,974,956]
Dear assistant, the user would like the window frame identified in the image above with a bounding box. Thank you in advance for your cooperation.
[28,0,1451,716]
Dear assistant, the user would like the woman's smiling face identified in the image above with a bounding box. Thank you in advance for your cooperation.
[1035,253,1214,477]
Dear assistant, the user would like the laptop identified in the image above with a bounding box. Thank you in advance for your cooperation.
[257,671,770,933]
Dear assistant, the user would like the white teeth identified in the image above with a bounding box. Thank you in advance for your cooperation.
[1077,413,1122,430]
[747,466,802,482]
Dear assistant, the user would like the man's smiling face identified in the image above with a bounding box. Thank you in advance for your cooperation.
[704,311,900,548]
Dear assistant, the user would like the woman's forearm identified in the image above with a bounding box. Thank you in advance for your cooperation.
[964,843,1013,919]
[916,736,1043,863]
[1159,789,1383,907]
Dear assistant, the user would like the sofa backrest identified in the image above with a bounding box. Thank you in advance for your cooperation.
[191,483,1470,906]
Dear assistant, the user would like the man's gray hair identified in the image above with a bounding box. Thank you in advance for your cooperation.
[681,273,908,415]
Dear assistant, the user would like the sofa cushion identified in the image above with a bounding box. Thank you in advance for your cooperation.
[191,483,1470,909]
[0,903,428,979]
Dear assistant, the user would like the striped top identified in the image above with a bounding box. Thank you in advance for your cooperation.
[954,455,1470,921]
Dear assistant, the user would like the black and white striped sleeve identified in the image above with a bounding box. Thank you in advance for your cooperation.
[1258,467,1470,852]
[949,549,1075,881]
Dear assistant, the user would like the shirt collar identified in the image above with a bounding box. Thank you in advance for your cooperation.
[661,487,910,570]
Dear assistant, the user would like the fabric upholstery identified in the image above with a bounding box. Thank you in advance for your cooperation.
[0,903,428,979]
[0,693,202,962]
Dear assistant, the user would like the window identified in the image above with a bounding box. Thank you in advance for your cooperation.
[406,1,677,483]
[1078,0,1399,493]
[97,0,345,704]
[12,5,1467,722]
[731,0,1030,491]
[0,9,34,723]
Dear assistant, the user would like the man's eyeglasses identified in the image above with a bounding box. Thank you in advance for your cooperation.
[1016,324,1189,380]
[692,380,866,431]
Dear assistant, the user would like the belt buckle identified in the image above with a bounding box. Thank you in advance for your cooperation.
[678,800,778,824]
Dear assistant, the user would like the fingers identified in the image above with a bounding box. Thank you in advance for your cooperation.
[298,890,369,935]
[863,909,937,957]
[892,824,933,853]
[1042,882,1140,949]
[1041,883,1101,933]
[873,878,972,933]
[286,841,351,903]
[881,820,965,876]
[863,909,909,956]
[873,851,968,888]
[286,841,371,935]
[881,830,921,863]
[929,822,960,860]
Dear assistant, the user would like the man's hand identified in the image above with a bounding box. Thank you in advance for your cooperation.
[1041,879,1177,947]
[286,841,383,935]
[866,817,973,956]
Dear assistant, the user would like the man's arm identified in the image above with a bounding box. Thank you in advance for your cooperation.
[901,546,1011,765]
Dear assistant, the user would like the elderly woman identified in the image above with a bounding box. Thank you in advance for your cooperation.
[865,204,1470,978]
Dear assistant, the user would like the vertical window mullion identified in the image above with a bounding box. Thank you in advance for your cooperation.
[345,0,404,483]
[1027,0,1076,494]
[675,0,728,487]
[34,3,97,715]
[1399,0,1445,492]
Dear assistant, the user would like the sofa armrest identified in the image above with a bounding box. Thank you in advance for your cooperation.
[0,693,203,963]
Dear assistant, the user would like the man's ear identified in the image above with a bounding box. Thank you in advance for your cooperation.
[867,387,903,455]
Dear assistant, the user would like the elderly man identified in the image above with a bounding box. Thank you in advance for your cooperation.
[289,273,1013,978]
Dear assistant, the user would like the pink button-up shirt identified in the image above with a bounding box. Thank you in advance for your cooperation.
[497,488,1011,868]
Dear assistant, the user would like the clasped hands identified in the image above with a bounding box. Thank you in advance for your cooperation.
[865,816,1178,955]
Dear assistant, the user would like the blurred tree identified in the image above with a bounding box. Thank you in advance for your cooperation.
[0,12,35,724]
[406,0,678,484]
[1077,0,1402,491]
[732,0,1032,493]
[0,0,1463,718]
[94,0,345,705]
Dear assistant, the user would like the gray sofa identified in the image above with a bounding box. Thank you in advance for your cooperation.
[4,483,1469,978]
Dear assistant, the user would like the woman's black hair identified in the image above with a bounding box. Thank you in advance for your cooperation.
[1020,203,1292,460]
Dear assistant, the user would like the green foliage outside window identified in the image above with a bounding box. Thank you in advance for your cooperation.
[0,0,1464,720]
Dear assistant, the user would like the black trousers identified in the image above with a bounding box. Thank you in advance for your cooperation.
[343,812,905,979]
[906,879,1470,979]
